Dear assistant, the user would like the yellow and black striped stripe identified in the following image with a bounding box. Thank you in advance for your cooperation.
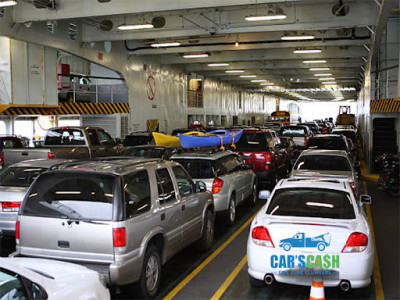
[0,105,59,115]
[370,98,400,114]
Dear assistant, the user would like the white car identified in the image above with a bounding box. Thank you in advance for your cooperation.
[247,179,374,295]
[0,257,110,300]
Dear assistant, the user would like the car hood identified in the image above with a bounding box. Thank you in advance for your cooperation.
[291,170,353,180]
[0,186,29,202]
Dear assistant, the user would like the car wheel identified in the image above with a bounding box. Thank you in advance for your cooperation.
[248,274,264,287]
[283,243,291,251]
[226,195,236,226]
[317,243,326,251]
[197,210,214,251]
[249,183,258,206]
[137,244,161,299]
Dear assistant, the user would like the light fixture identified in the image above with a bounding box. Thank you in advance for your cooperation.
[117,23,154,30]
[0,0,17,7]
[318,77,335,81]
[254,87,356,92]
[251,80,267,82]
[314,73,333,77]
[281,35,315,40]
[294,49,321,54]
[322,82,337,85]
[235,34,239,47]
[309,68,330,71]
[303,60,327,64]
[208,63,230,67]
[225,70,244,73]
[151,42,181,48]
[260,82,274,86]
[245,14,286,21]
[240,75,257,78]
[183,53,209,58]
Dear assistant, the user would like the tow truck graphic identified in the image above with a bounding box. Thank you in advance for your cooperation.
[279,232,331,251]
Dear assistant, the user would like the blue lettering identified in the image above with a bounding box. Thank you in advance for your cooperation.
[287,255,295,268]
[279,255,287,268]
[298,255,306,268]
[271,255,278,268]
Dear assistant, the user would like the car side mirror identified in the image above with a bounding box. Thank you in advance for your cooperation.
[115,138,122,144]
[360,194,371,204]
[196,181,207,193]
[354,161,361,168]
[259,190,271,200]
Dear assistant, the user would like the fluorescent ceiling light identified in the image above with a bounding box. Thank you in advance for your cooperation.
[281,35,315,40]
[260,82,274,86]
[309,68,330,71]
[303,60,327,64]
[314,73,333,77]
[183,53,209,58]
[294,49,321,54]
[240,75,257,78]
[0,0,17,7]
[151,42,181,48]
[118,24,154,30]
[245,14,287,21]
[208,63,230,67]
[318,77,335,81]
[225,70,244,73]
[321,82,337,85]
[251,80,266,82]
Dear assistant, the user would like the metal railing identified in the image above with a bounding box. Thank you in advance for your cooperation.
[188,90,204,108]
[58,83,128,104]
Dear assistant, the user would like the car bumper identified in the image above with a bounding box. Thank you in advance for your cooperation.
[212,193,230,212]
[0,217,17,237]
[247,238,374,288]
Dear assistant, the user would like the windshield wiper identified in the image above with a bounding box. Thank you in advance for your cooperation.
[65,218,108,225]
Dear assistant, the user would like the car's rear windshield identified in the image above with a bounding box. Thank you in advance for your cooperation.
[279,127,307,136]
[123,135,153,146]
[0,138,22,151]
[334,131,357,142]
[307,137,347,150]
[21,172,116,221]
[45,129,86,146]
[294,155,351,171]
[123,147,164,158]
[235,132,269,151]
[0,167,47,187]
[266,188,355,219]
[171,159,214,179]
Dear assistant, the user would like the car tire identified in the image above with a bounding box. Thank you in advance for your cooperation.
[226,195,236,226]
[197,210,214,251]
[248,183,258,207]
[136,244,161,299]
[248,274,264,287]
[283,243,291,251]
[317,243,326,251]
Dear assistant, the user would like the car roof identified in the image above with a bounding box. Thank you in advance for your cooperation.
[10,158,77,168]
[171,149,235,160]
[276,178,350,192]
[299,149,349,157]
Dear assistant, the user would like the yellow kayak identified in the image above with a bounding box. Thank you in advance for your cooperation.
[153,131,203,147]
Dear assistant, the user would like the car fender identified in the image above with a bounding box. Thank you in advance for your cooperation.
[200,197,215,235]
[139,226,166,263]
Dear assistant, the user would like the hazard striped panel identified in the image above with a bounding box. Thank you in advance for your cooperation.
[370,98,400,114]
[0,105,59,116]
[53,102,130,115]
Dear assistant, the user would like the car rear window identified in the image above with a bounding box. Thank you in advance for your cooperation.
[334,131,357,142]
[235,132,269,151]
[123,135,153,146]
[279,127,307,136]
[45,129,86,146]
[294,155,351,171]
[123,147,164,158]
[21,172,116,221]
[307,137,347,150]
[172,159,215,179]
[266,188,355,219]
[0,167,47,187]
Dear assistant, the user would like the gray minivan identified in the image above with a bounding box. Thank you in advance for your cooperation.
[16,158,215,298]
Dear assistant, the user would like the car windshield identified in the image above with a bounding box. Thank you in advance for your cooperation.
[22,172,116,221]
[171,159,214,179]
[0,167,47,187]
[279,127,307,136]
[266,188,355,219]
[307,137,347,150]
[235,132,269,151]
[123,135,153,146]
[294,155,351,171]
[123,147,164,158]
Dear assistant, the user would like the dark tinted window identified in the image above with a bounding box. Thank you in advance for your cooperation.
[156,168,176,204]
[172,159,214,179]
[124,171,151,218]
[22,172,116,221]
[123,147,164,159]
[334,131,357,143]
[45,129,86,146]
[123,135,153,146]
[0,268,28,299]
[0,167,47,187]
[235,132,269,151]
[307,137,347,150]
[279,126,307,136]
[87,129,100,146]
[0,138,22,150]
[98,130,115,146]
[172,166,194,196]
[266,188,355,219]
[294,155,351,171]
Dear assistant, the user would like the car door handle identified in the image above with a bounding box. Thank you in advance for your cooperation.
[161,213,165,221]
[58,240,70,248]
[22,152,28,156]
[182,204,185,211]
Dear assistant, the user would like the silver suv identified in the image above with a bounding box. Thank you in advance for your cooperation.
[171,150,257,225]
[16,158,215,298]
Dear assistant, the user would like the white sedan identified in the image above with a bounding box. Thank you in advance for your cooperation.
[247,179,374,294]
[0,257,110,300]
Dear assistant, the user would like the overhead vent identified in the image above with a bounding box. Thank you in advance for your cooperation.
[33,0,56,9]
[332,1,349,17]
[99,20,113,31]
[152,17,166,28]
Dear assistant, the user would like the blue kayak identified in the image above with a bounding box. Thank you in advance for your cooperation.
[178,129,243,149]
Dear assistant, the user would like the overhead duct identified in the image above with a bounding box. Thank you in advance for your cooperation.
[152,17,166,28]
[99,20,113,31]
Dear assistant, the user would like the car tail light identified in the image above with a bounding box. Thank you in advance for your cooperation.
[15,220,20,240]
[1,201,21,212]
[304,137,308,146]
[349,181,356,192]
[342,232,368,253]
[47,152,55,159]
[113,227,126,248]
[264,152,271,171]
[252,226,275,247]
[0,152,4,169]
[212,178,224,194]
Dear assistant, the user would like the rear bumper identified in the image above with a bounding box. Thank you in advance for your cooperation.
[0,218,17,237]
[212,193,230,212]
